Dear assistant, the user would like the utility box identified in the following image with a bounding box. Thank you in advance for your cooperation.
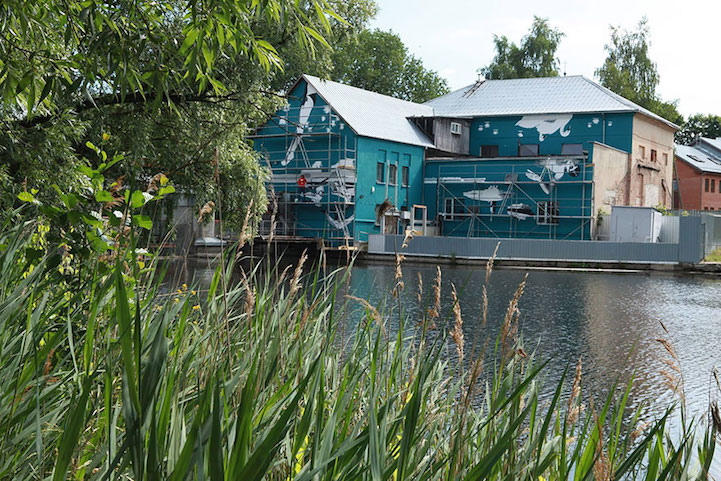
[610,206,663,243]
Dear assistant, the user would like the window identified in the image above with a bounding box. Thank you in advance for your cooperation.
[376,162,385,183]
[443,198,465,220]
[374,204,383,226]
[639,145,646,160]
[537,202,559,225]
[713,179,716,193]
[450,121,462,135]
[480,145,499,158]
[561,143,584,156]
[705,178,710,192]
[663,153,668,165]
[401,165,409,186]
[519,144,539,156]
[389,164,397,186]
[651,149,657,162]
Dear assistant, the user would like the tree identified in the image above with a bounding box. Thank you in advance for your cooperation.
[479,17,564,80]
[331,29,449,103]
[0,0,339,227]
[596,18,683,125]
[677,114,721,145]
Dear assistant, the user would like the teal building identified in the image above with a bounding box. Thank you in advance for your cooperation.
[251,75,432,246]
[253,75,677,244]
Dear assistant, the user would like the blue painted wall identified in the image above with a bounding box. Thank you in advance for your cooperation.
[422,112,630,240]
[424,158,594,239]
[354,137,425,242]
[253,78,426,244]
[469,113,634,159]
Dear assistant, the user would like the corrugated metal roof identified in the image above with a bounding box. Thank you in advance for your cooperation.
[424,76,679,129]
[700,137,721,154]
[302,75,434,148]
[675,142,721,174]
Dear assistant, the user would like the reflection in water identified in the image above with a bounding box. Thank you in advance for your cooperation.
[348,264,721,425]
[167,258,721,425]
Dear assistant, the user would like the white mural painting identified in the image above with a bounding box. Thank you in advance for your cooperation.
[507,203,534,221]
[283,84,317,166]
[515,114,573,142]
[326,213,355,230]
[525,158,580,194]
[463,186,505,202]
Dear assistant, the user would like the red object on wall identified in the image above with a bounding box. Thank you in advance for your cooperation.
[297,175,307,188]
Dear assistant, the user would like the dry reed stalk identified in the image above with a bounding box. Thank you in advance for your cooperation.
[427,266,441,325]
[237,200,254,252]
[591,402,611,481]
[197,201,215,224]
[500,274,527,359]
[346,295,384,335]
[401,229,414,249]
[416,271,423,306]
[450,284,464,365]
[631,421,651,441]
[485,242,500,285]
[656,333,685,404]
[567,357,583,426]
[392,254,405,298]
[267,194,277,249]
[288,250,307,299]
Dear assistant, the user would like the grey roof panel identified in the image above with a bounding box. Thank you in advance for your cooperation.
[675,143,721,174]
[424,76,679,130]
[303,75,434,148]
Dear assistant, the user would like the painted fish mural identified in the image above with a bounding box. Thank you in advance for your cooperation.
[507,203,534,221]
[283,84,318,166]
[515,114,572,142]
[462,185,505,202]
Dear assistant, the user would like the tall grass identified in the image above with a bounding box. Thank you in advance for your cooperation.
[0,218,717,480]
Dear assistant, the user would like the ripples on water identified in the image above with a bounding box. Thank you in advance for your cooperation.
[348,264,721,424]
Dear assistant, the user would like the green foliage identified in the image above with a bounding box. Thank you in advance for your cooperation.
[1,0,339,231]
[596,18,683,125]
[479,17,564,80]
[677,114,721,145]
[331,29,450,103]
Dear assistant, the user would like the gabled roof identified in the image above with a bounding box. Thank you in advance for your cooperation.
[299,74,434,148]
[675,140,721,174]
[424,75,680,130]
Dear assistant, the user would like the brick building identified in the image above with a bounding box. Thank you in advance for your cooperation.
[674,138,721,211]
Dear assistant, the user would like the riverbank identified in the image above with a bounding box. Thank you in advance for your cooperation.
[362,252,721,276]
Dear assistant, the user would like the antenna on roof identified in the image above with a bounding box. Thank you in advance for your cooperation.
[563,61,567,76]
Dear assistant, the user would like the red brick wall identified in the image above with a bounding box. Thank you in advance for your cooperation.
[674,157,721,211]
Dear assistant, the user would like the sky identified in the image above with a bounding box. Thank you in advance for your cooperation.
[370,0,719,117]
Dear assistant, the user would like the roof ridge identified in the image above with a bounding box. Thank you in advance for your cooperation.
[303,74,431,109]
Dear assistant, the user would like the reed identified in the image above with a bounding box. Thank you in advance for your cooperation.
[0,212,716,480]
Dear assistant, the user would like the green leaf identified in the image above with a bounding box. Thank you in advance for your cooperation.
[52,377,93,481]
[130,190,146,209]
[132,215,152,230]
[17,191,36,203]
[95,190,114,203]
[158,185,175,197]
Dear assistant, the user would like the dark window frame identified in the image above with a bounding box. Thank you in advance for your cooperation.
[388,164,397,186]
[706,178,710,192]
[519,144,539,157]
[401,165,409,187]
[561,143,584,156]
[376,162,385,184]
[537,201,559,225]
[651,149,658,162]
[480,145,499,158]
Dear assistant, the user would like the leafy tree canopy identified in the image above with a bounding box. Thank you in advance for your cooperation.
[479,16,564,80]
[677,114,721,145]
[596,18,683,126]
[0,0,341,228]
[327,29,449,103]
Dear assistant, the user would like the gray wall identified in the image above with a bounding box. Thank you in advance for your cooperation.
[369,216,704,264]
